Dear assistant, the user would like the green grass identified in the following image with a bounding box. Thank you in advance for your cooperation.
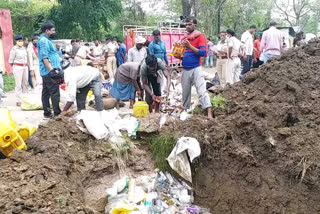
[210,94,226,109]
[3,74,15,92]
[147,136,177,172]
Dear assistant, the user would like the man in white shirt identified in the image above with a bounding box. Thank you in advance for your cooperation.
[226,29,245,84]
[127,36,147,99]
[105,38,118,81]
[127,36,147,64]
[93,40,103,58]
[241,25,256,75]
[61,63,104,114]
[74,43,94,66]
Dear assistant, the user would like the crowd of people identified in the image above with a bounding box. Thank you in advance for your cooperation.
[3,18,287,119]
[206,21,284,86]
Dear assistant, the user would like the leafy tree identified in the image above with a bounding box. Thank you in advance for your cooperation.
[0,0,55,38]
[49,0,122,40]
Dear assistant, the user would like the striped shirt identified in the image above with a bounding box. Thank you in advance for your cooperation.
[182,34,207,69]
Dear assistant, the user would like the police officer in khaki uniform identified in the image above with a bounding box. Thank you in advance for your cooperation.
[9,35,29,106]
[28,35,42,87]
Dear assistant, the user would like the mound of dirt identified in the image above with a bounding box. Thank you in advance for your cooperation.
[161,40,320,213]
[0,118,154,214]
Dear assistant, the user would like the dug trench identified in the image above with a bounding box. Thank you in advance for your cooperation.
[0,117,155,214]
[1,40,320,214]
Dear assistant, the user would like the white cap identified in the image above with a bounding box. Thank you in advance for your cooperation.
[135,36,146,44]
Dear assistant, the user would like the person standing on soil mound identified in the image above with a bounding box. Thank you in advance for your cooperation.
[260,22,283,63]
[110,62,142,109]
[226,29,245,85]
[180,17,213,118]
[60,63,104,115]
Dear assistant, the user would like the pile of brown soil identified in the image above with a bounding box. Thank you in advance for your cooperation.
[0,118,154,214]
[162,40,320,213]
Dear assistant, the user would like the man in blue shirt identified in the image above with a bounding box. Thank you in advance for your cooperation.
[38,21,62,118]
[116,39,126,66]
[148,30,169,66]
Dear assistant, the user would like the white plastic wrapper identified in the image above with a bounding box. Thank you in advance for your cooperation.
[167,137,201,183]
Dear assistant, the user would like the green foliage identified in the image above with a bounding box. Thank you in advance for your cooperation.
[148,136,176,171]
[3,74,15,92]
[210,94,226,109]
[301,15,318,34]
[49,0,122,40]
[0,0,55,38]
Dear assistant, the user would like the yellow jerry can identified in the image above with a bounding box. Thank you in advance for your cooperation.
[133,101,149,117]
[0,108,35,157]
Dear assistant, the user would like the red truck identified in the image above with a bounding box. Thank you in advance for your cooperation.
[123,22,185,68]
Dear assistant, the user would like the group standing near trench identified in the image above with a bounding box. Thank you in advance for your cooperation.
[4,18,290,119]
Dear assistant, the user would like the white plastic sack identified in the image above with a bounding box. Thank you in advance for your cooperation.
[21,94,43,110]
[167,137,201,183]
[77,109,139,140]
[77,110,109,139]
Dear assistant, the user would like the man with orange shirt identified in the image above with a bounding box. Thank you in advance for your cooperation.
[253,32,263,68]
[181,17,212,118]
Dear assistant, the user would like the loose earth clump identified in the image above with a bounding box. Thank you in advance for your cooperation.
[161,40,320,213]
[0,118,154,214]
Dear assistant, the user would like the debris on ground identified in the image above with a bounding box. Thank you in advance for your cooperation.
[104,171,210,214]
[167,137,201,182]
[0,118,154,214]
[77,109,139,140]
[160,40,320,213]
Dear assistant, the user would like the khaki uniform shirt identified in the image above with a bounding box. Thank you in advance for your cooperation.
[93,45,103,57]
[76,46,91,59]
[105,42,118,56]
[27,45,39,71]
[227,37,244,58]
[216,40,228,57]
[9,46,28,65]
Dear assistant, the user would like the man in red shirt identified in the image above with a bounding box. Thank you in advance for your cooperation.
[253,32,263,68]
[181,17,212,118]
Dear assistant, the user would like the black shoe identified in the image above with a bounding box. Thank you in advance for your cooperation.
[44,114,53,119]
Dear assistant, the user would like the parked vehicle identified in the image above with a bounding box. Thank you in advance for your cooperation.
[123,22,186,68]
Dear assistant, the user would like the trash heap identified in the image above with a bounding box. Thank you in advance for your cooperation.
[105,171,210,214]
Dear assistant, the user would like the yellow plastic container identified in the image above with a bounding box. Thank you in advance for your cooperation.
[0,108,30,157]
[18,124,37,142]
[133,101,149,117]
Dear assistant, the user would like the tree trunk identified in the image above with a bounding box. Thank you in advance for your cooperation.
[318,9,320,38]
[217,0,221,33]
[182,0,192,17]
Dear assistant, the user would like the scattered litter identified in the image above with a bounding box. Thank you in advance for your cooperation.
[167,137,201,182]
[76,109,139,140]
[105,171,210,214]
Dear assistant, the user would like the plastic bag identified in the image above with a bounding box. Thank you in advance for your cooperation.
[106,176,130,198]
[21,94,43,110]
[167,137,201,182]
[77,110,108,139]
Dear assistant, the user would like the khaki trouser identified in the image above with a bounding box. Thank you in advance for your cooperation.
[216,58,227,87]
[13,65,28,102]
[32,64,42,86]
[107,56,117,81]
[226,57,241,85]
[74,56,82,66]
